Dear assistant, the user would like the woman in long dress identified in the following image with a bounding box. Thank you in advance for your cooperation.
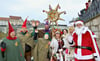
[65,26,75,61]
[50,29,65,61]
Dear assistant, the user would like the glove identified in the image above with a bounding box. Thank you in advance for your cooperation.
[1,42,6,51]
[34,33,38,40]
[0,42,6,58]
[34,26,37,29]
[95,56,100,61]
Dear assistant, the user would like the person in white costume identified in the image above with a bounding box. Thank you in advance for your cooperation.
[50,29,65,61]
[65,22,75,61]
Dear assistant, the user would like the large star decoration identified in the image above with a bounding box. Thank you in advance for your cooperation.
[43,4,66,25]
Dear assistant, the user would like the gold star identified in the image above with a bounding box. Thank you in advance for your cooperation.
[43,4,66,25]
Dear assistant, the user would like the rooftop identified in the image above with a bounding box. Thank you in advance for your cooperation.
[79,0,100,22]
[0,17,9,21]
[9,16,22,20]
[0,16,22,21]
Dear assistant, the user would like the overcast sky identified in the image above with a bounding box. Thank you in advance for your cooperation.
[0,0,87,25]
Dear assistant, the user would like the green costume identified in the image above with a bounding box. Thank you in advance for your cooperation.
[2,38,25,61]
[33,33,51,61]
[17,32,35,54]
[31,27,38,43]
[31,27,35,37]
[0,49,3,61]
[33,38,50,61]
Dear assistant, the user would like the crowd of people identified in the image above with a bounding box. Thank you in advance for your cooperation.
[0,18,100,61]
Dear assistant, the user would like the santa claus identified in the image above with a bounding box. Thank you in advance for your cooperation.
[72,20,100,61]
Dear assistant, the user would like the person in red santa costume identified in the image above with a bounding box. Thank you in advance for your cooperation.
[72,20,100,61]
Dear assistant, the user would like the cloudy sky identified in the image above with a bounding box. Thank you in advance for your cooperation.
[0,0,87,25]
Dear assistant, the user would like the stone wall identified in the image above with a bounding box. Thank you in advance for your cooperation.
[85,15,100,48]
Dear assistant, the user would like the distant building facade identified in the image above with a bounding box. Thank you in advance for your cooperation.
[0,16,23,33]
[9,16,23,25]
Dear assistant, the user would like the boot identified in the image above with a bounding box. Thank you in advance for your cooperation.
[26,55,31,61]
[25,51,31,61]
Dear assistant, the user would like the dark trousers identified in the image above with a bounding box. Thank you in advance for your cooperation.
[25,44,31,61]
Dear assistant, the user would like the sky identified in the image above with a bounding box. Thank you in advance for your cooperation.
[0,0,87,25]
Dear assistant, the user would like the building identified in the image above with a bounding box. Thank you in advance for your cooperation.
[9,16,23,25]
[0,17,9,33]
[79,0,100,47]
[0,16,23,33]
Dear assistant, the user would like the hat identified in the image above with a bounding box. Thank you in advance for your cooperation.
[45,21,49,25]
[44,32,51,41]
[22,17,28,28]
[54,28,63,35]
[75,20,84,25]
[7,21,17,40]
[8,21,14,35]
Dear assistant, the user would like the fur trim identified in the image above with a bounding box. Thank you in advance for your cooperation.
[75,21,84,25]
[74,53,94,60]
[74,27,89,34]
[88,30,100,58]
[92,35,97,38]
[95,56,100,61]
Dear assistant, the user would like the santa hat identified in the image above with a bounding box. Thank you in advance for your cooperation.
[7,21,17,40]
[22,17,28,28]
[75,20,84,25]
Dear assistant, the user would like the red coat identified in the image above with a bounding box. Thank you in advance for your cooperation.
[73,27,100,60]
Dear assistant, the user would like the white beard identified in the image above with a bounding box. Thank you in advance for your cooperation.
[75,26,85,35]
